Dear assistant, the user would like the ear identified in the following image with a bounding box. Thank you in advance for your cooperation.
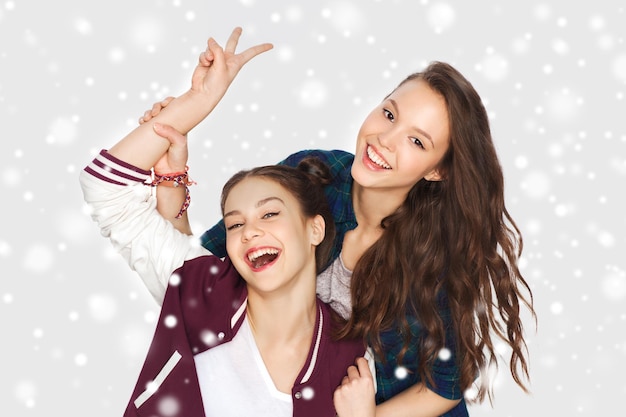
[309,214,326,246]
[424,167,444,182]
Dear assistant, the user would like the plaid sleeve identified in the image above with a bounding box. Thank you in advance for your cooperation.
[278,149,353,174]
[374,292,469,416]
[199,220,227,257]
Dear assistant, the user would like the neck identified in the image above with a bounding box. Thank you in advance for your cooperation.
[245,282,318,395]
[246,288,317,344]
[352,181,406,229]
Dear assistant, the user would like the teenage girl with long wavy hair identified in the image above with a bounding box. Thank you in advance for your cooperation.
[338,65,534,409]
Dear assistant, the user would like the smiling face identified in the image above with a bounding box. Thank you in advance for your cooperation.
[351,78,451,198]
[223,177,324,296]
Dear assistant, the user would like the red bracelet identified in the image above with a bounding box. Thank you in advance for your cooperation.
[151,166,196,218]
[151,166,195,187]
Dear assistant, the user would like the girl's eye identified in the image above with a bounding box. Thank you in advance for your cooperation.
[226,223,243,231]
[383,108,395,122]
[263,211,280,219]
[411,137,425,149]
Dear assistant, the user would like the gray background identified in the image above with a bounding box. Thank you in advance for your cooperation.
[1,0,624,415]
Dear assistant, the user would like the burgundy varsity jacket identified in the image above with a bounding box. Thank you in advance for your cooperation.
[124,255,366,417]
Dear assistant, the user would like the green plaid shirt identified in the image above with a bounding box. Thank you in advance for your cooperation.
[374,294,468,416]
[200,149,467,415]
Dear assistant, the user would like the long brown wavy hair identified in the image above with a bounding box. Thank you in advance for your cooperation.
[339,62,536,402]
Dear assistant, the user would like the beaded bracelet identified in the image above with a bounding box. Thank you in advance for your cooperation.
[151,166,196,219]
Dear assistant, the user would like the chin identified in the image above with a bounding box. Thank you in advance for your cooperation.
[350,163,375,186]
[349,166,363,186]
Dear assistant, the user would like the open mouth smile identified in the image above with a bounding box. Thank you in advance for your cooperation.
[366,145,391,169]
[246,247,281,271]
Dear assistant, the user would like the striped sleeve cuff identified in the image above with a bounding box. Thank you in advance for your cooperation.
[83,149,152,186]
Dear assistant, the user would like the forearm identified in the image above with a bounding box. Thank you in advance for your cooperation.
[108,89,220,171]
[156,185,192,235]
[375,383,461,417]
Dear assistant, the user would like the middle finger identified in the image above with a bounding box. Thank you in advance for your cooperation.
[224,26,242,53]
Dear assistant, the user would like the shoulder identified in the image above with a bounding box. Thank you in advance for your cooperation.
[172,256,242,297]
[279,150,354,193]
[305,301,365,406]
[162,256,247,348]
[279,149,354,171]
[166,256,246,317]
[319,301,364,354]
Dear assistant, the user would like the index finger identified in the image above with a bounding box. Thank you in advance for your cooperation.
[236,42,274,66]
[346,365,360,381]
[356,357,372,378]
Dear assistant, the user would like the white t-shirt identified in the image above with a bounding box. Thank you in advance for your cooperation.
[195,316,292,417]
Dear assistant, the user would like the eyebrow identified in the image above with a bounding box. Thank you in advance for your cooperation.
[388,98,435,149]
[223,196,285,218]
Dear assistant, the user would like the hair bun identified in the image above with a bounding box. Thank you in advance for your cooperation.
[296,156,332,187]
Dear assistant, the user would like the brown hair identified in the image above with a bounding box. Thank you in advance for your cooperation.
[340,62,536,402]
[220,157,336,274]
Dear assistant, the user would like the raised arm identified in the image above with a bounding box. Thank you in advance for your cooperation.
[112,28,271,235]
[80,28,272,302]
[108,27,273,170]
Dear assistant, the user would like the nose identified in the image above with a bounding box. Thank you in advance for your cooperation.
[377,127,397,151]
[241,221,263,242]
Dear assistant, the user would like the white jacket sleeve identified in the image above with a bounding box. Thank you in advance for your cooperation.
[79,150,209,304]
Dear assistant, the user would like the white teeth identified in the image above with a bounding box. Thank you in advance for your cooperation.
[247,248,279,262]
[367,146,391,169]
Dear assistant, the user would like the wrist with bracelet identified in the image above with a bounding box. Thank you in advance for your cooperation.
[150,166,196,219]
